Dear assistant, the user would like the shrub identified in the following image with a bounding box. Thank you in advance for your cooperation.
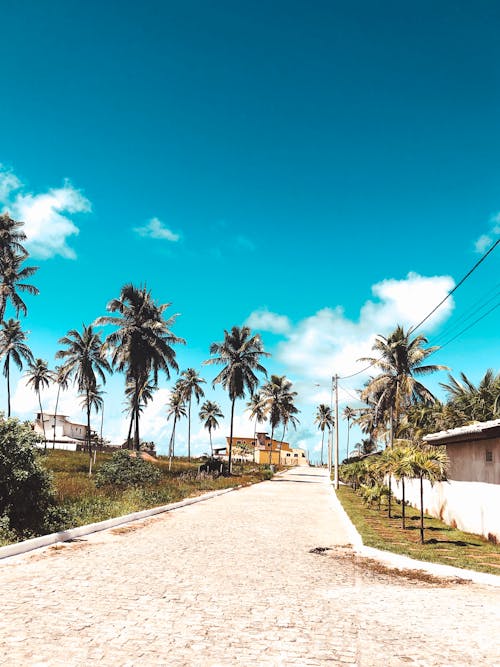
[95,450,161,488]
[0,418,56,536]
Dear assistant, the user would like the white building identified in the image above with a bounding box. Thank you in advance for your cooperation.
[34,413,93,451]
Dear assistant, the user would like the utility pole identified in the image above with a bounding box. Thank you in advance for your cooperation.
[334,373,339,489]
[328,376,334,475]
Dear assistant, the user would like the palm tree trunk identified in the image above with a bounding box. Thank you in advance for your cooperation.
[346,418,350,460]
[6,355,10,418]
[168,416,177,471]
[133,377,140,450]
[38,392,47,452]
[419,475,425,544]
[87,392,92,476]
[268,426,274,467]
[280,425,286,467]
[320,429,325,466]
[187,396,191,462]
[401,477,406,529]
[209,427,213,457]
[387,409,393,518]
[53,384,61,449]
[228,398,236,474]
[126,412,134,448]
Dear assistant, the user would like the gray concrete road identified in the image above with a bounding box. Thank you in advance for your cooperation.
[0,466,499,666]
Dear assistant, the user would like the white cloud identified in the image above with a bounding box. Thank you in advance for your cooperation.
[246,308,292,335]
[0,165,91,259]
[475,211,500,253]
[133,217,180,242]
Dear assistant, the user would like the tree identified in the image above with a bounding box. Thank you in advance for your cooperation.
[96,284,184,449]
[246,391,267,447]
[440,369,500,426]
[0,213,39,322]
[381,445,413,527]
[178,368,205,462]
[51,365,71,449]
[199,400,224,457]
[79,384,105,473]
[204,326,269,473]
[278,387,300,462]
[166,383,187,470]
[124,378,157,447]
[260,375,298,466]
[0,318,33,416]
[359,325,448,447]
[56,325,111,474]
[342,406,356,460]
[314,404,334,466]
[25,358,51,450]
[406,447,448,543]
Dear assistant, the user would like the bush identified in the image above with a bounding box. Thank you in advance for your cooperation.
[95,450,161,488]
[0,418,56,536]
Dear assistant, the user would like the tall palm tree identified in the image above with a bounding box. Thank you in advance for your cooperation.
[279,390,300,462]
[199,400,224,457]
[314,404,334,466]
[96,284,185,449]
[0,318,33,416]
[25,358,51,450]
[342,406,356,460]
[0,213,29,256]
[0,252,39,323]
[79,384,105,474]
[166,384,187,470]
[260,375,297,466]
[56,325,111,474]
[51,365,71,449]
[359,325,448,447]
[204,326,269,473]
[123,378,157,447]
[178,368,206,462]
[246,391,267,448]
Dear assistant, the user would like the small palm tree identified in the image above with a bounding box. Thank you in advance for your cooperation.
[25,358,51,450]
[204,326,269,473]
[199,400,224,457]
[56,325,111,474]
[406,447,448,543]
[342,406,356,460]
[314,404,334,466]
[166,384,187,470]
[178,368,206,462]
[51,365,71,449]
[0,318,34,416]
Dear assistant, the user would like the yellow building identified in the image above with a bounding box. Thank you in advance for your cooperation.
[224,432,308,466]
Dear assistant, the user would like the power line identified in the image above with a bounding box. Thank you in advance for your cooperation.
[431,300,500,353]
[338,237,499,380]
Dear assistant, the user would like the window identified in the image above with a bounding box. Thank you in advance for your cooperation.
[294,453,298,458]
[486,450,493,462]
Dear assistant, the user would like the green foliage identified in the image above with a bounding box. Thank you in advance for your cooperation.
[0,418,56,535]
[94,450,161,488]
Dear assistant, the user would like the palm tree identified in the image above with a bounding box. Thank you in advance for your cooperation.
[123,378,157,447]
[178,368,206,462]
[199,400,224,457]
[166,384,187,470]
[204,326,269,473]
[278,388,300,462]
[314,404,334,466]
[51,365,71,449]
[96,284,185,449]
[342,406,356,460]
[0,252,39,322]
[0,319,33,416]
[79,384,105,474]
[382,445,413,527]
[406,447,448,543]
[359,325,448,447]
[56,325,111,474]
[0,213,39,322]
[260,375,297,466]
[25,358,51,450]
[246,391,267,447]
[440,369,500,425]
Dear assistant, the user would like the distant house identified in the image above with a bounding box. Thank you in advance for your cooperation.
[392,419,500,542]
[223,432,308,466]
[34,413,95,451]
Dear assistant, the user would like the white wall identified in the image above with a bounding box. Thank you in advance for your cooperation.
[392,477,500,542]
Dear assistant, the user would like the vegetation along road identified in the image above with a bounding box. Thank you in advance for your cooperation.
[0,467,499,666]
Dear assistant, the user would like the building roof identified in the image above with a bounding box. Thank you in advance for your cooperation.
[423,419,500,445]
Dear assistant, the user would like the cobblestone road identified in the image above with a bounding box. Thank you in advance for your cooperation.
[0,467,499,666]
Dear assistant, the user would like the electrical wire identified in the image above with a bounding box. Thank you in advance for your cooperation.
[430,300,500,353]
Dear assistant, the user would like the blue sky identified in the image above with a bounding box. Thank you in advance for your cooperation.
[0,1,499,459]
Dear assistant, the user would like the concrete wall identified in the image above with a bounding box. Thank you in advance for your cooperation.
[392,477,500,542]
[446,439,500,484]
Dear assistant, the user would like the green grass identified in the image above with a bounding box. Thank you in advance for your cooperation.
[337,485,500,576]
[0,449,272,545]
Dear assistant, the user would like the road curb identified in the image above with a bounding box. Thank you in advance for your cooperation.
[0,485,240,562]
[328,483,500,588]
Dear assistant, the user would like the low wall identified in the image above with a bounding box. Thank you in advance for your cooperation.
[391,477,500,542]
